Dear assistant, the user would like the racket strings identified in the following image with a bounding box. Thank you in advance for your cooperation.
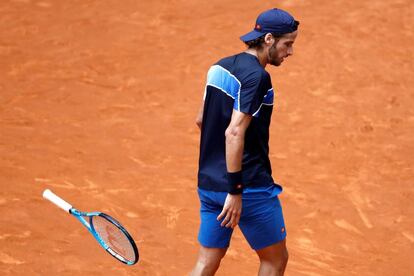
[92,216,136,262]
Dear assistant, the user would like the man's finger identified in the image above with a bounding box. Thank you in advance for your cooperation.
[224,211,235,228]
[226,211,240,228]
[217,207,228,221]
[231,216,240,228]
[220,212,232,227]
[225,218,234,228]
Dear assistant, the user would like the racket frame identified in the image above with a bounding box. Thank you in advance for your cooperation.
[70,209,139,265]
[43,189,139,265]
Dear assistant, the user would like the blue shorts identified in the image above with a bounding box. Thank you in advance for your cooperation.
[197,185,286,250]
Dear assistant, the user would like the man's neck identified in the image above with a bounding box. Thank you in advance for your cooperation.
[244,48,267,68]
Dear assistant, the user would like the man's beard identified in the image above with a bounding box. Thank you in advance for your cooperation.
[268,42,282,66]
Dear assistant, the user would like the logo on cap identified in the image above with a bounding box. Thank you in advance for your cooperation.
[255,24,261,30]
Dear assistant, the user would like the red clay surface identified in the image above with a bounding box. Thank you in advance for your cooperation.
[1,0,413,275]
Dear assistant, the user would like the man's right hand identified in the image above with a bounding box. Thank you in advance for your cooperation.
[217,193,242,229]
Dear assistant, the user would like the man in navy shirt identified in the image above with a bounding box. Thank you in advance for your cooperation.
[191,8,299,276]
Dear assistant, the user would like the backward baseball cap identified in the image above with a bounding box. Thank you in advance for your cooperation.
[240,8,299,42]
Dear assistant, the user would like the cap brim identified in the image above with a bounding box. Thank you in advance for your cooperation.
[240,30,266,42]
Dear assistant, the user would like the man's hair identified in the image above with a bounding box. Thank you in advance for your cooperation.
[244,33,283,49]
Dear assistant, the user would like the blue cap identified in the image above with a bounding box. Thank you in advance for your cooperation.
[240,8,299,42]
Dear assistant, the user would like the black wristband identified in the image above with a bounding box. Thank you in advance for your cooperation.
[227,171,243,194]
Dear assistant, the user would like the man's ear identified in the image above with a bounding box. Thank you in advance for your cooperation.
[264,33,275,45]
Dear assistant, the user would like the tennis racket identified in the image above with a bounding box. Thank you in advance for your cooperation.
[43,189,139,265]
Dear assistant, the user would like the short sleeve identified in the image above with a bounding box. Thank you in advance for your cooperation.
[235,71,269,116]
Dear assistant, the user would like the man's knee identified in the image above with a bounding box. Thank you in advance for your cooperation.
[279,247,289,274]
[257,240,289,274]
[191,247,227,276]
[260,250,288,268]
[271,247,288,269]
[192,259,221,276]
[282,247,289,264]
[258,249,288,276]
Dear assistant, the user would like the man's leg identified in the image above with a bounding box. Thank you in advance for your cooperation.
[193,189,232,275]
[256,239,288,276]
[190,245,227,276]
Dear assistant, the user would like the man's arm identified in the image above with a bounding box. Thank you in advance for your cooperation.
[217,109,252,228]
[195,100,204,130]
[225,110,252,172]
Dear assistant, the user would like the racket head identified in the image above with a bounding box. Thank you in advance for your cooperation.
[90,213,139,265]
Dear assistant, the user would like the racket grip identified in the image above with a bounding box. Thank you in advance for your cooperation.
[43,189,73,213]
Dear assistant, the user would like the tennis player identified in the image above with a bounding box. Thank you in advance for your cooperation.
[191,8,299,276]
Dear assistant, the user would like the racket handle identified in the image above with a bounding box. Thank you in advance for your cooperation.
[43,189,73,213]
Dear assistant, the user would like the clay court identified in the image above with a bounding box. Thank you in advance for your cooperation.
[1,0,413,275]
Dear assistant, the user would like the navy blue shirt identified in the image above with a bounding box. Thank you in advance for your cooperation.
[198,52,275,192]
